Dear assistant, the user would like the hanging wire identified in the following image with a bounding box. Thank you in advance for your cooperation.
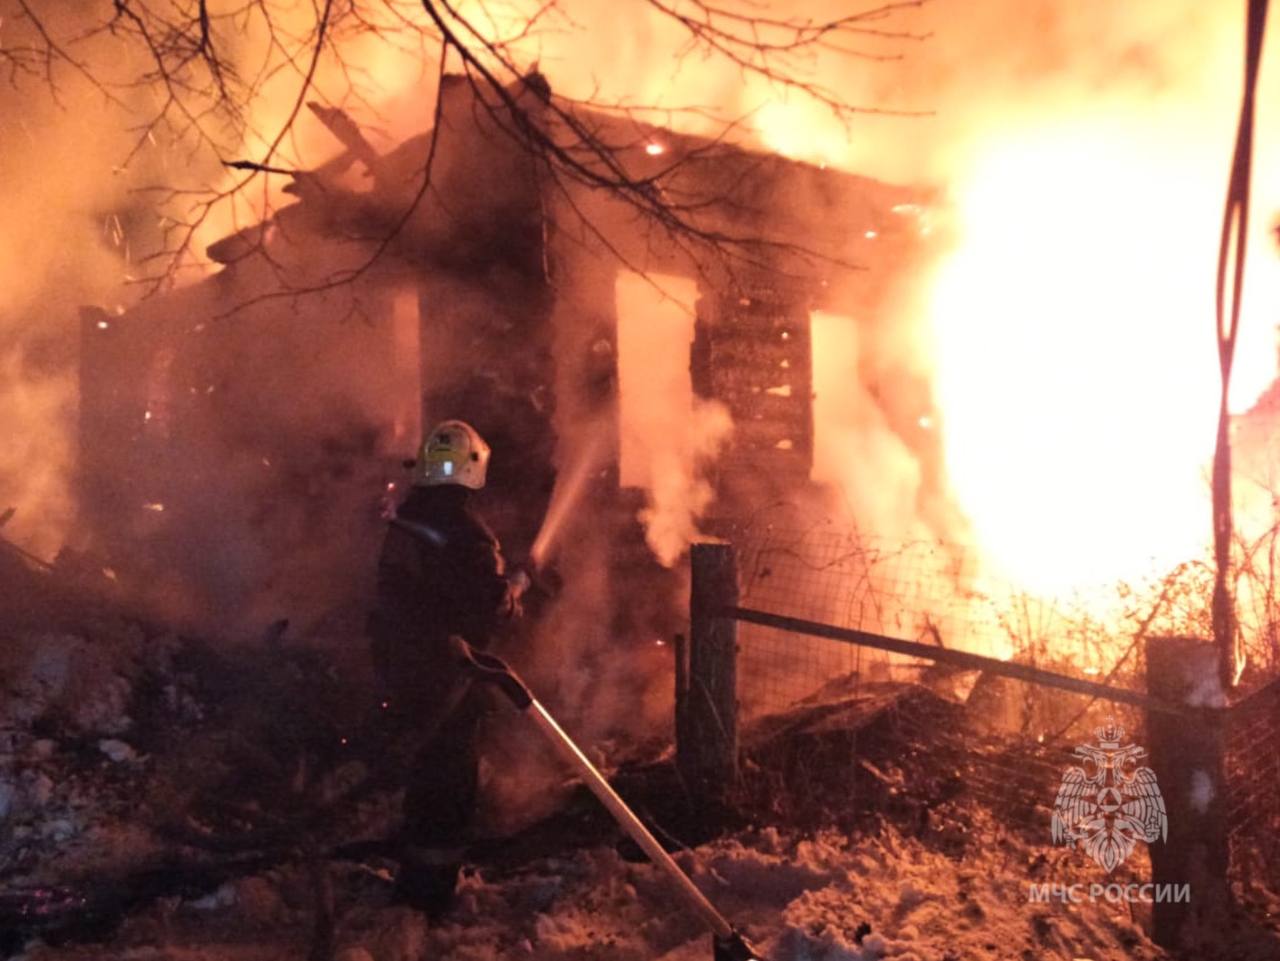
[1213,0,1271,689]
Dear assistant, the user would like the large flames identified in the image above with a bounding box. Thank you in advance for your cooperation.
[929,117,1278,597]
[8,0,1280,641]
[749,2,1280,618]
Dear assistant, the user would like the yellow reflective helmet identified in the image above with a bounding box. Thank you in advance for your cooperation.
[414,419,490,489]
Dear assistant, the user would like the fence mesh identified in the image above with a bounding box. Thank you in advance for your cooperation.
[730,525,1023,718]
[1226,678,1280,888]
[718,522,1280,894]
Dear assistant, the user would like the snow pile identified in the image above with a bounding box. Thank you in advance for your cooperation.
[0,617,161,743]
[399,825,1160,961]
[0,625,171,889]
[0,619,1178,961]
[9,817,1165,960]
[1,631,136,735]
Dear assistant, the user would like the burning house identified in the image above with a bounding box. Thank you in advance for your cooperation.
[74,72,941,635]
[9,1,1280,955]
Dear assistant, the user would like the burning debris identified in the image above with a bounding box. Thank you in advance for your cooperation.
[4,0,1280,959]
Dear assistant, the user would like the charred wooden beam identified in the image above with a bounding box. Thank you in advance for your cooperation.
[727,606,1192,716]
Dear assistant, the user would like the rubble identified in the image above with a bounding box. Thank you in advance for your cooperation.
[0,526,1275,961]
[0,618,1276,960]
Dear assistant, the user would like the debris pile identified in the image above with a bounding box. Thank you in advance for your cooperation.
[1,567,1275,960]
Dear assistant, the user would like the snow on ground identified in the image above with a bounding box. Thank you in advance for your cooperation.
[0,613,1259,961]
[0,625,180,888]
[12,819,1161,961]
[423,824,1160,961]
[0,618,1166,961]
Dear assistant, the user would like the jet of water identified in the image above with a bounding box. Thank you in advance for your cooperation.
[530,426,608,568]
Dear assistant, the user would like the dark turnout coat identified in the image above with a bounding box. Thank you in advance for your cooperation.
[373,484,518,657]
[369,484,519,862]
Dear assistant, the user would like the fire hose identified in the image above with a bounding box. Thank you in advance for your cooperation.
[447,637,762,961]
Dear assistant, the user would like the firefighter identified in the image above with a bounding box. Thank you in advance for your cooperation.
[370,419,529,915]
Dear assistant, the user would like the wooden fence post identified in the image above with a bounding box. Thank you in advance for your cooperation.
[1145,636,1230,952]
[678,542,739,812]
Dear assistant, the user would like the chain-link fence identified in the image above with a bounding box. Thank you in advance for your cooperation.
[724,523,1229,729]
[706,524,1280,908]
[728,525,1023,718]
[1226,677,1280,888]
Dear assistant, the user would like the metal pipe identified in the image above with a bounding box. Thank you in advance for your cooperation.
[452,639,760,959]
[724,605,1190,717]
[524,697,735,939]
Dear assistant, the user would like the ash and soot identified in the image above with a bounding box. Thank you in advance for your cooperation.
[3,1,1280,960]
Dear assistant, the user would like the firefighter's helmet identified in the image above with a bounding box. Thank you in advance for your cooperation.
[414,420,490,489]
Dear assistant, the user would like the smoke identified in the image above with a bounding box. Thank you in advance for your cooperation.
[6,0,1278,727]
[0,346,75,559]
[636,399,734,566]
[894,0,1280,594]
[0,2,449,636]
[810,310,929,543]
[615,270,734,566]
[486,0,1280,675]
[504,1,1280,592]
[766,1,1280,594]
[0,10,149,558]
[0,0,438,549]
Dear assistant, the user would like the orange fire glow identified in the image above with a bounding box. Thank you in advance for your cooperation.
[929,118,1279,598]
[746,3,1280,613]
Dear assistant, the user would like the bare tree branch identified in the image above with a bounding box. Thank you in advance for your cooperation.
[1,0,926,290]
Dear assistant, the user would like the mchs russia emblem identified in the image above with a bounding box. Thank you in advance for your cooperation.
[1050,719,1168,873]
